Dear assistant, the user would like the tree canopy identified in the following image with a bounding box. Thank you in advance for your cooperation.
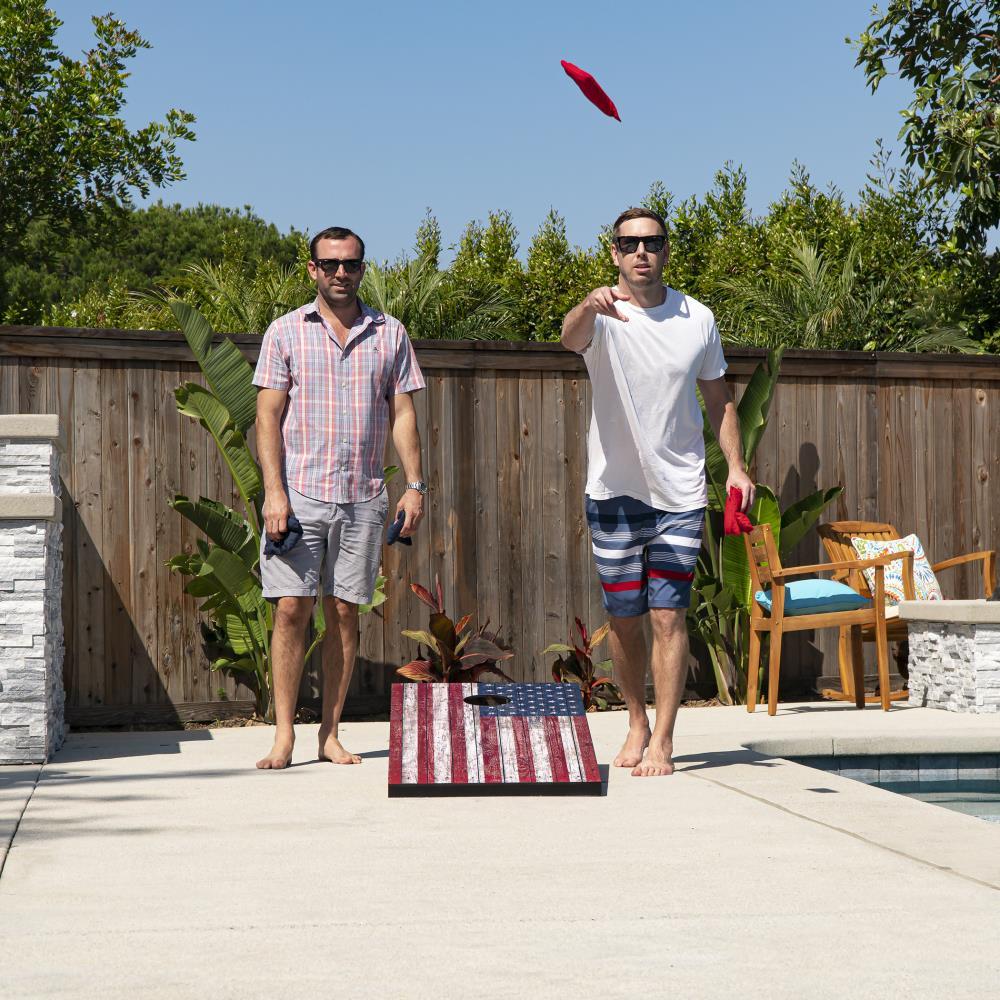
[854,0,1000,249]
[0,1,195,312]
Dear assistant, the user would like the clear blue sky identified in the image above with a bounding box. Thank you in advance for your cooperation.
[52,1,914,262]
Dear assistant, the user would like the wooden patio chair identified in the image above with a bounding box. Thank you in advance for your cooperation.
[817,521,997,704]
[745,523,897,714]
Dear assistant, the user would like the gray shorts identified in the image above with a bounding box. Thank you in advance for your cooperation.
[260,487,389,604]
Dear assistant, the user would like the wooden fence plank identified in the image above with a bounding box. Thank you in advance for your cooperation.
[0,356,18,411]
[971,382,991,597]
[496,372,525,679]
[541,372,567,656]
[101,363,132,706]
[155,364,186,706]
[518,372,543,681]
[129,365,159,706]
[473,372,500,630]
[927,381,955,573]
[71,361,103,707]
[952,384,974,597]
[562,374,590,651]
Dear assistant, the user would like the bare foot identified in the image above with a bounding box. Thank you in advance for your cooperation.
[631,741,674,777]
[256,734,294,770]
[318,730,362,765]
[613,722,651,768]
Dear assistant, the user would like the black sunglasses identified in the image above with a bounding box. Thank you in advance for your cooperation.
[313,257,364,275]
[615,234,667,254]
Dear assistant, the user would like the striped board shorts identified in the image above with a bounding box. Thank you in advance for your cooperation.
[585,495,705,616]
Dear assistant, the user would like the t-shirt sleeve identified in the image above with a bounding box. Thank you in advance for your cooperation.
[580,313,606,357]
[253,323,291,390]
[390,323,426,395]
[698,318,728,380]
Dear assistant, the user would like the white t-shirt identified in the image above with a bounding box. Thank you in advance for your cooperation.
[581,286,727,512]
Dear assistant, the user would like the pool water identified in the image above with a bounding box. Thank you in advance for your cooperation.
[886,786,1000,824]
[791,753,1000,825]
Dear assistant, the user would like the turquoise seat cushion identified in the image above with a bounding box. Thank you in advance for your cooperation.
[754,579,870,616]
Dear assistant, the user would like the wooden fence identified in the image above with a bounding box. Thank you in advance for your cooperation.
[1,324,999,724]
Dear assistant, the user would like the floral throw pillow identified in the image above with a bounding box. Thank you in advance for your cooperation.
[850,534,943,605]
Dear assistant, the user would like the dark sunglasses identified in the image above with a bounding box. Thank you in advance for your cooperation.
[615,234,667,254]
[313,257,364,275]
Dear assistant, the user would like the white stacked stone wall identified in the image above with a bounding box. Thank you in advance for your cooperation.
[906,618,1000,714]
[0,417,65,763]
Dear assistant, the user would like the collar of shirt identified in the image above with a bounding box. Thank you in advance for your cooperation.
[302,297,386,353]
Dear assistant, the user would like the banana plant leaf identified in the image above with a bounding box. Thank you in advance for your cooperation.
[221,600,268,657]
[170,495,258,568]
[736,348,783,467]
[170,301,258,434]
[779,486,844,557]
[175,383,263,507]
[359,576,387,615]
[702,348,783,513]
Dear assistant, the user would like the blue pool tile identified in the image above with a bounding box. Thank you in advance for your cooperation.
[919,754,959,785]
[878,755,919,785]
[956,754,999,783]
[792,756,838,772]
[838,756,879,784]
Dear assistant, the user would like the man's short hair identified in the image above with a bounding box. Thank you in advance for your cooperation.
[309,226,365,261]
[612,207,668,238]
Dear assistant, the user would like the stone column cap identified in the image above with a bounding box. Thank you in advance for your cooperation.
[0,414,60,443]
[0,493,61,521]
[898,599,1000,624]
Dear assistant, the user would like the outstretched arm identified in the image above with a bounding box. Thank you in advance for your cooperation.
[561,285,631,353]
[698,376,755,511]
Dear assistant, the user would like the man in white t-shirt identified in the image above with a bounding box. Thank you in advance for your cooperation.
[561,207,754,777]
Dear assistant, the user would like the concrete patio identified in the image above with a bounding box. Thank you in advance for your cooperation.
[2,701,999,999]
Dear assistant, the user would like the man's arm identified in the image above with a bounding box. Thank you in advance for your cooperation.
[256,388,290,540]
[560,285,631,353]
[388,390,424,537]
[698,376,755,511]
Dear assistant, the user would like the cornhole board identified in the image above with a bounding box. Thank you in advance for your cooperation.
[388,682,602,797]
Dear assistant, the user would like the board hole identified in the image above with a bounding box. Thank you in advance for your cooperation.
[464,694,509,707]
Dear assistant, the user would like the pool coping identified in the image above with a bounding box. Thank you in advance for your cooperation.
[743,732,1000,757]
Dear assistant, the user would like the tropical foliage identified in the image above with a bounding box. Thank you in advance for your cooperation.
[688,350,843,705]
[398,577,515,683]
[543,618,622,711]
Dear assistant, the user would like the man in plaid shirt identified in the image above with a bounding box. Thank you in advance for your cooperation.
[253,226,426,769]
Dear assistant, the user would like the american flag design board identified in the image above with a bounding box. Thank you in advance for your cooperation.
[388,683,602,797]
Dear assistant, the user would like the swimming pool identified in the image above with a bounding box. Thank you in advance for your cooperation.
[791,753,1000,824]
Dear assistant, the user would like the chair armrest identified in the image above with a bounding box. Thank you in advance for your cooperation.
[772,552,910,580]
[932,549,997,597]
[931,550,993,572]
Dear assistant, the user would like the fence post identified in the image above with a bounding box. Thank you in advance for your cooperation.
[0,415,65,763]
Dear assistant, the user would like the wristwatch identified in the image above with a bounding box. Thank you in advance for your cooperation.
[406,480,428,495]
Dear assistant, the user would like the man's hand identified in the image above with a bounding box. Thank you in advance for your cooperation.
[397,489,424,538]
[585,285,631,322]
[726,467,756,512]
[263,488,292,541]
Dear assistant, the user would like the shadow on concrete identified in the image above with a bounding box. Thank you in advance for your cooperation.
[55,730,212,762]
[673,748,785,774]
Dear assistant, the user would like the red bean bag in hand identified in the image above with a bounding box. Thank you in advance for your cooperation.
[724,487,753,535]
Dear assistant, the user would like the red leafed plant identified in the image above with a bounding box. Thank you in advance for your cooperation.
[398,575,515,683]
[543,618,622,710]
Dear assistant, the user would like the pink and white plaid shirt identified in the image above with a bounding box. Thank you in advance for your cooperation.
[253,298,425,503]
